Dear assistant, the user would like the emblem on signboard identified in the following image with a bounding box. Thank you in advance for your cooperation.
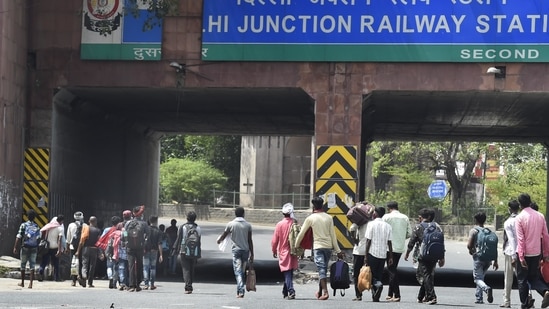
[84,0,121,36]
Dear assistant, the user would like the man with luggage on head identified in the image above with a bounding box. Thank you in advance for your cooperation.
[295,196,344,301]
[515,193,549,309]
[365,206,393,302]
[382,201,411,302]
[467,211,498,304]
[405,208,445,305]
[349,202,373,301]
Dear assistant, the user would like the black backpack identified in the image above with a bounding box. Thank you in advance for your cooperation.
[420,222,445,262]
[125,219,145,250]
[329,259,350,296]
[181,224,201,259]
[145,226,161,251]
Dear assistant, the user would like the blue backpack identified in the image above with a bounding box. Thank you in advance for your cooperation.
[420,222,445,262]
[23,221,40,248]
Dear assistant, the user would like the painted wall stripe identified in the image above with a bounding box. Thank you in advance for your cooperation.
[315,145,358,249]
[23,148,49,227]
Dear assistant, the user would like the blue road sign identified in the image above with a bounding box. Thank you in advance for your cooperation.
[428,180,448,199]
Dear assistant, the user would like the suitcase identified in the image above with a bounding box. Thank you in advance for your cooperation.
[346,204,374,226]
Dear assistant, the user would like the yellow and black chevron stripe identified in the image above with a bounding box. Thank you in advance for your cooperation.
[315,145,358,249]
[23,148,49,227]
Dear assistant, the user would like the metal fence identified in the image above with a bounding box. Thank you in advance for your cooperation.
[212,189,312,210]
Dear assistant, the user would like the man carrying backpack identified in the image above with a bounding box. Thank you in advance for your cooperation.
[467,211,498,304]
[66,211,84,287]
[174,211,201,294]
[404,208,445,305]
[143,216,163,290]
[13,209,40,289]
[123,205,149,292]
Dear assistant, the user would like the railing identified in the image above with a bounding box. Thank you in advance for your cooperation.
[212,189,312,210]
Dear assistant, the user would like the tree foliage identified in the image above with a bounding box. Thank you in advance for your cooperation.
[159,158,227,203]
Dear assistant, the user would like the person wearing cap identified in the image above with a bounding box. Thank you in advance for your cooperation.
[66,211,84,286]
[295,196,344,301]
[271,203,299,300]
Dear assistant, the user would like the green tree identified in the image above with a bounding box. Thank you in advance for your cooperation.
[160,135,186,162]
[159,158,227,203]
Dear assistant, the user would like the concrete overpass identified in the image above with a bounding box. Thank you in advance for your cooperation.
[2,1,549,255]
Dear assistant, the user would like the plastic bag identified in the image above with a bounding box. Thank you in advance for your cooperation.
[357,265,372,292]
[70,255,79,276]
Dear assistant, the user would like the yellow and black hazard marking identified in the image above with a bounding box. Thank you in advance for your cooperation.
[315,145,358,249]
[23,148,49,227]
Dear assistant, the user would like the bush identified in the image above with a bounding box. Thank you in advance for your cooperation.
[160,158,227,204]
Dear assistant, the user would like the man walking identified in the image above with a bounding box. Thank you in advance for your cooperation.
[295,196,344,301]
[66,211,84,286]
[501,200,519,308]
[382,201,411,302]
[124,205,149,292]
[217,206,254,298]
[166,219,178,275]
[271,203,299,300]
[39,215,65,282]
[405,208,445,305]
[515,193,549,309]
[176,211,202,294]
[77,216,101,287]
[349,207,370,301]
[467,211,498,304]
[117,209,132,290]
[365,206,393,302]
[13,209,40,289]
[143,216,163,290]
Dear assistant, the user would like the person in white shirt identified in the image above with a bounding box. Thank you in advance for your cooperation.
[382,201,411,302]
[38,215,65,282]
[365,206,393,303]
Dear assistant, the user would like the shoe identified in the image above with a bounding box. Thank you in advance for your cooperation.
[426,299,438,305]
[287,294,295,300]
[315,291,320,299]
[390,297,401,302]
[185,290,192,294]
[352,297,362,301]
[136,286,142,292]
[88,284,94,288]
[119,284,126,291]
[487,288,493,304]
[373,286,383,301]
[543,291,549,308]
[143,286,149,290]
[236,294,244,298]
[71,281,76,287]
[500,304,511,308]
[150,286,157,290]
[528,298,536,309]
[418,299,424,303]
[475,300,484,304]
[128,287,136,292]
[386,296,393,300]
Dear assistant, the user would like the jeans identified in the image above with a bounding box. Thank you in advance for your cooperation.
[118,259,128,286]
[181,255,197,291]
[106,258,118,281]
[517,255,549,307]
[81,246,98,284]
[143,250,159,287]
[231,248,250,296]
[314,248,332,280]
[473,256,491,301]
[282,270,295,297]
[20,247,38,270]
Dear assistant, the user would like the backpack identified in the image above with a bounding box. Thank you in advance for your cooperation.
[70,222,82,249]
[23,221,40,248]
[474,226,498,262]
[105,235,114,258]
[420,222,445,262]
[181,223,201,259]
[329,259,351,296]
[145,226,161,251]
[125,219,146,250]
[288,222,305,257]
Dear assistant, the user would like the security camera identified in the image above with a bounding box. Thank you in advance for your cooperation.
[169,61,184,72]
[486,67,501,74]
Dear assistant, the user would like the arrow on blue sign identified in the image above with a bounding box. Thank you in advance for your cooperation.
[428,180,448,199]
